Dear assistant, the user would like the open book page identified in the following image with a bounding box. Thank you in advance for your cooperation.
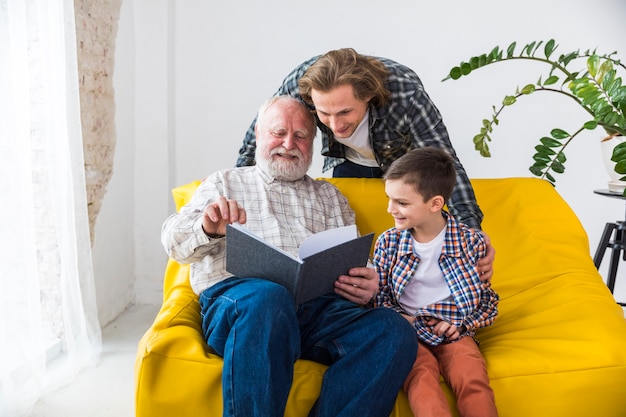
[298,225,358,259]
[229,223,358,260]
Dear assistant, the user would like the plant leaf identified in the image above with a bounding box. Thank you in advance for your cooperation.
[551,160,566,173]
[583,120,598,130]
[544,75,559,86]
[550,128,570,139]
[588,55,600,78]
[533,153,552,163]
[544,39,557,58]
[461,62,472,75]
[535,145,556,155]
[448,67,462,80]
[503,96,517,106]
[611,142,626,162]
[614,161,626,174]
[529,165,545,176]
[539,137,562,147]
[506,43,516,58]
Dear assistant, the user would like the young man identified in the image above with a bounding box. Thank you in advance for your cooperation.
[237,48,482,231]
[374,147,499,417]
[162,96,417,417]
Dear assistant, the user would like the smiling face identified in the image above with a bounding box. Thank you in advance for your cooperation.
[310,84,370,139]
[384,178,446,240]
[255,97,315,181]
[385,179,432,230]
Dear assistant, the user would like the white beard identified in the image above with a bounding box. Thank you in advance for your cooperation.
[256,147,312,181]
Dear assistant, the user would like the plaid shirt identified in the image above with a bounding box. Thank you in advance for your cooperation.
[237,55,483,229]
[161,166,355,295]
[373,212,499,346]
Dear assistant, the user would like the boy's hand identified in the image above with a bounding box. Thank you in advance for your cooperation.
[426,317,461,341]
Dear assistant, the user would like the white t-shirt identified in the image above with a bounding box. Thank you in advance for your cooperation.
[399,226,451,315]
[333,113,379,167]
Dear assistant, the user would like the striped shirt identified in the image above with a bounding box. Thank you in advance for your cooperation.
[373,212,499,346]
[161,166,355,295]
[237,54,484,229]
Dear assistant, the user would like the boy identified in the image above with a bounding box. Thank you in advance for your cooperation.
[373,147,499,417]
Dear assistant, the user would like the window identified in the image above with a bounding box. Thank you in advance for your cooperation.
[0,1,102,414]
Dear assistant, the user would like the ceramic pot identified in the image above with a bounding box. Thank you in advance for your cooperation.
[600,134,626,193]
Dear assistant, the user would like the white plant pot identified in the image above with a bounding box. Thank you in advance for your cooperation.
[600,135,626,193]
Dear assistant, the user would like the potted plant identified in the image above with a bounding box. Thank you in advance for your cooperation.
[443,39,626,192]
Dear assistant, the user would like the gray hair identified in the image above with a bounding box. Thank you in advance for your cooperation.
[256,96,315,133]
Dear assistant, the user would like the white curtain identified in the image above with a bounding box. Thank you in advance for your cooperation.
[0,0,102,415]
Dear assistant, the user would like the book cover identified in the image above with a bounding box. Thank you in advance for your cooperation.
[225,224,374,304]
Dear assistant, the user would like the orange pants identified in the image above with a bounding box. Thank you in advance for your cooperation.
[403,337,498,417]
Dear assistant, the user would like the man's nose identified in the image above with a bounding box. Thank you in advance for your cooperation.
[282,134,296,149]
[328,116,338,132]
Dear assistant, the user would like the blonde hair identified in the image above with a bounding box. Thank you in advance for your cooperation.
[298,48,391,107]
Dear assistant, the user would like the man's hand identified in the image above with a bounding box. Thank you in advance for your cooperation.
[202,196,247,236]
[334,266,379,305]
[477,232,495,282]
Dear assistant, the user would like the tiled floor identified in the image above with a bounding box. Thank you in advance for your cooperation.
[27,303,159,417]
[25,302,626,417]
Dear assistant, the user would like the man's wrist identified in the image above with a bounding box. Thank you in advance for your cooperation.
[202,225,225,239]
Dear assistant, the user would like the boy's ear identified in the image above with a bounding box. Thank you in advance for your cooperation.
[430,195,445,211]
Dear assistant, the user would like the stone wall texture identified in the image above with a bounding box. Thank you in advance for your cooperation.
[74,0,122,244]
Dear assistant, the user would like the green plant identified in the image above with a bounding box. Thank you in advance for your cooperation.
[444,39,626,186]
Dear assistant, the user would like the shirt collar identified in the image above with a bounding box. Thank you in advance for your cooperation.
[396,211,464,258]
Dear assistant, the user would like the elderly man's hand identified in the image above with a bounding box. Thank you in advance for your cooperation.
[202,196,246,237]
[334,266,379,305]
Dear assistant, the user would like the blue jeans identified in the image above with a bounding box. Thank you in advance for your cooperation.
[199,277,417,417]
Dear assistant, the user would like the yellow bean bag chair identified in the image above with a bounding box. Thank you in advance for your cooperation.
[135,177,626,417]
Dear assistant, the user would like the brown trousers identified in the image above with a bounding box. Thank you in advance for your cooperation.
[403,337,498,417]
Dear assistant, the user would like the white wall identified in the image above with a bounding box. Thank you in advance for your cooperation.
[96,0,626,324]
[91,0,136,325]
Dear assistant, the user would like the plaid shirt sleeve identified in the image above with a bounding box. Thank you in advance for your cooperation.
[161,176,223,264]
[372,58,484,230]
[373,229,415,314]
[462,283,499,332]
[373,231,401,312]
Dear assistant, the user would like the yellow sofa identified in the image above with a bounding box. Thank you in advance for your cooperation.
[135,177,626,417]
